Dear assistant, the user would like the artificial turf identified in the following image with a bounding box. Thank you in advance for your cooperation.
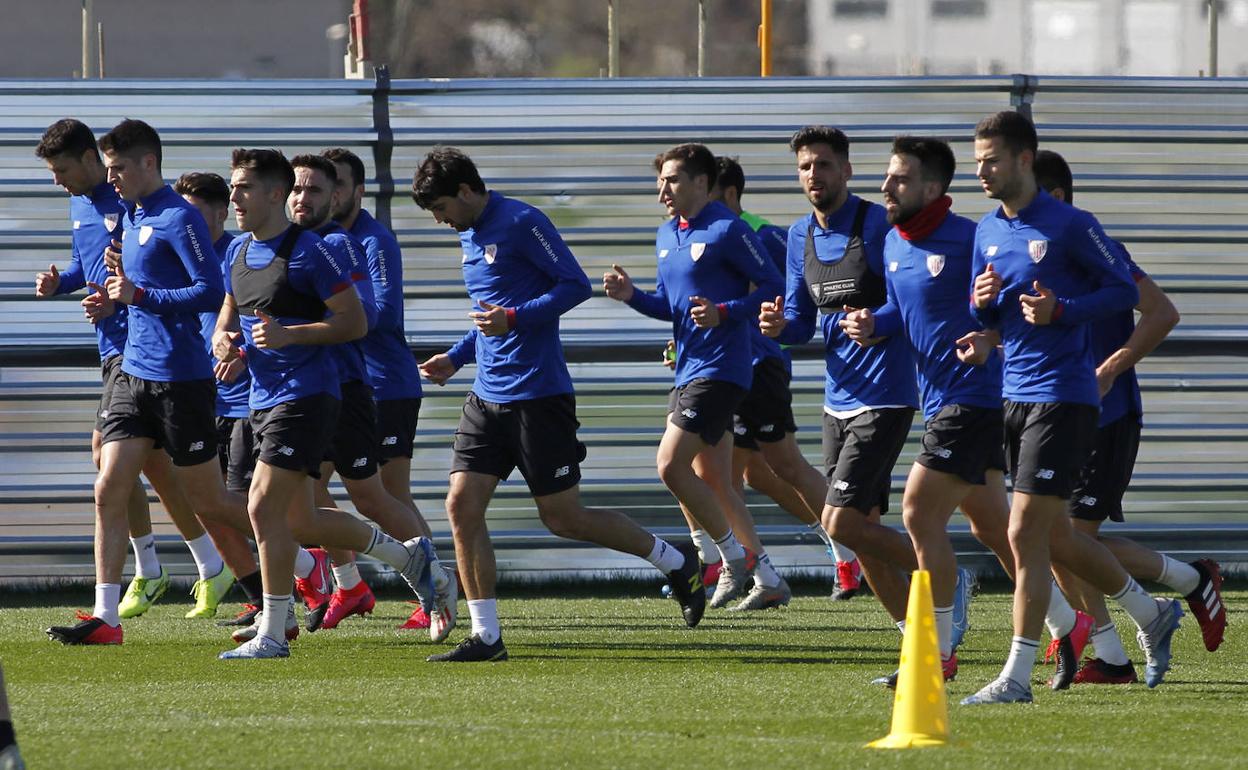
[1,583,1244,769]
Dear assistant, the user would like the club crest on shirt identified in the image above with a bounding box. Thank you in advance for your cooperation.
[888,261,899,272]
[926,254,945,277]
[104,213,119,232]
[73,220,81,230]
[1028,239,1048,263]
[483,244,498,264]
[139,225,154,245]
[690,242,706,261]
[659,249,669,259]
[986,245,998,257]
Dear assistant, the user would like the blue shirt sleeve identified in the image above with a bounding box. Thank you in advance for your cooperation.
[508,211,592,327]
[448,328,478,367]
[1053,212,1140,325]
[57,240,87,295]
[778,222,817,345]
[719,220,783,321]
[134,210,225,314]
[625,266,674,321]
[363,233,403,333]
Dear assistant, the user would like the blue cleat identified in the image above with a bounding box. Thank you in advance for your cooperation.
[951,567,976,650]
[1136,598,1183,688]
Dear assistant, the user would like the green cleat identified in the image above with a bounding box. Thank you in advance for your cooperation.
[118,568,171,619]
[185,566,235,619]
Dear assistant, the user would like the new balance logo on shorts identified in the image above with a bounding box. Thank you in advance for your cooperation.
[554,465,570,478]
[1035,468,1055,480]
[188,441,204,452]
[277,445,295,457]
[382,435,398,446]
[733,425,747,435]
[1078,495,1097,506]
[933,447,952,459]
[833,480,850,491]
[681,408,697,420]
[760,424,774,433]
[352,457,368,468]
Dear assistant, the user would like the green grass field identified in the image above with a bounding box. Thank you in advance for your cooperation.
[1,582,1244,769]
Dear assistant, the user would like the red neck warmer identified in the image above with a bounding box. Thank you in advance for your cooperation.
[896,195,952,242]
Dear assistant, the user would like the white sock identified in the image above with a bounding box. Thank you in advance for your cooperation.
[935,605,954,657]
[259,594,290,643]
[896,619,906,635]
[130,534,161,579]
[293,547,315,579]
[1090,622,1131,666]
[363,529,412,571]
[94,583,121,626]
[713,529,746,562]
[1000,636,1040,686]
[467,598,500,644]
[184,533,224,582]
[1110,577,1163,630]
[332,562,362,591]
[829,539,857,563]
[1158,556,1200,596]
[645,537,685,574]
[690,529,719,564]
[1044,582,1077,639]
[753,552,780,588]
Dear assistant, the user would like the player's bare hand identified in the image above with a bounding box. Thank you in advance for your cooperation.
[758,295,787,338]
[469,300,510,336]
[103,262,137,304]
[213,330,243,362]
[82,281,116,323]
[419,353,458,386]
[214,356,246,384]
[839,305,882,346]
[955,330,996,365]
[689,296,720,328]
[251,310,291,350]
[104,239,123,273]
[603,263,634,302]
[35,264,60,297]
[972,262,1002,309]
[1095,364,1117,398]
[1019,280,1057,326]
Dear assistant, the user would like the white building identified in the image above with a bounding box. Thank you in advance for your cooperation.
[807,0,1248,77]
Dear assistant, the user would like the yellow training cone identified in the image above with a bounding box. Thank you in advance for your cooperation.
[866,569,950,749]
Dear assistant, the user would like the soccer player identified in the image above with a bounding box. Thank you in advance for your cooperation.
[758,126,923,631]
[174,171,266,624]
[322,147,436,631]
[287,154,456,639]
[711,155,863,601]
[962,111,1183,703]
[214,148,438,658]
[43,119,242,645]
[0,664,20,770]
[605,143,787,610]
[1034,150,1226,682]
[414,146,704,661]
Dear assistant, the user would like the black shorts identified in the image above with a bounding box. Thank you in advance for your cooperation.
[376,397,422,464]
[916,404,1007,486]
[732,357,798,451]
[822,407,915,514]
[451,392,585,498]
[1004,400,1099,498]
[95,354,125,433]
[666,378,747,446]
[99,372,217,467]
[216,416,257,493]
[250,393,340,479]
[324,380,379,480]
[1070,415,1141,523]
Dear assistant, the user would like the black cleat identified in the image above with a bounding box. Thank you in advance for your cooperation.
[216,603,261,628]
[305,601,328,632]
[426,634,508,663]
[46,613,122,645]
[1047,611,1094,691]
[666,543,706,628]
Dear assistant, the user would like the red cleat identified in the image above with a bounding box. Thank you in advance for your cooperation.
[1045,610,1094,690]
[1185,559,1227,652]
[702,561,722,597]
[295,548,333,613]
[1073,657,1139,685]
[320,582,377,631]
[399,603,431,630]
[942,653,958,681]
[46,611,123,645]
[832,559,862,601]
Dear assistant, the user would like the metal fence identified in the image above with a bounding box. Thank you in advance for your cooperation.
[1,74,1246,581]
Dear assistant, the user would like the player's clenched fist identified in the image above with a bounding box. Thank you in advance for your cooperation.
[972,262,1002,309]
[419,353,458,386]
[758,295,786,338]
[602,263,634,302]
[35,264,60,297]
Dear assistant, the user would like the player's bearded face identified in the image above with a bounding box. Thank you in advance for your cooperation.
[975,136,1024,202]
[882,153,926,225]
[289,168,333,229]
[796,144,849,213]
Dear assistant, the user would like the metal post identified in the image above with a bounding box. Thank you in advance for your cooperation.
[1208,0,1219,77]
[81,0,94,78]
[607,0,619,77]
[697,0,706,77]
[97,22,104,78]
[759,0,772,76]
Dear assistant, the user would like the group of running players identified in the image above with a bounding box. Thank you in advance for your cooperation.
[31,110,1226,702]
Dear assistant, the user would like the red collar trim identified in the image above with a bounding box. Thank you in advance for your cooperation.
[896,195,952,242]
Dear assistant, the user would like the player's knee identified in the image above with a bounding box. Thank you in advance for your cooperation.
[537,505,584,540]
[655,453,689,489]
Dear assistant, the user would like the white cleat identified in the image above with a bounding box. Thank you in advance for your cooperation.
[219,634,290,660]
[231,602,298,643]
[430,565,459,643]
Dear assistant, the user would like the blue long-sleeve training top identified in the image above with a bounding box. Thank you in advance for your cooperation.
[199,232,250,418]
[739,211,790,369]
[1091,242,1146,427]
[350,209,422,401]
[318,222,376,386]
[55,181,129,361]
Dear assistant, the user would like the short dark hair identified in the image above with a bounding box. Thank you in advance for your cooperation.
[714,156,745,197]
[412,147,485,209]
[290,153,338,182]
[789,125,849,159]
[98,118,162,167]
[173,172,230,207]
[1033,149,1074,204]
[36,118,99,161]
[230,148,295,197]
[891,136,956,195]
[974,110,1038,157]
[654,143,718,189]
[322,147,365,188]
